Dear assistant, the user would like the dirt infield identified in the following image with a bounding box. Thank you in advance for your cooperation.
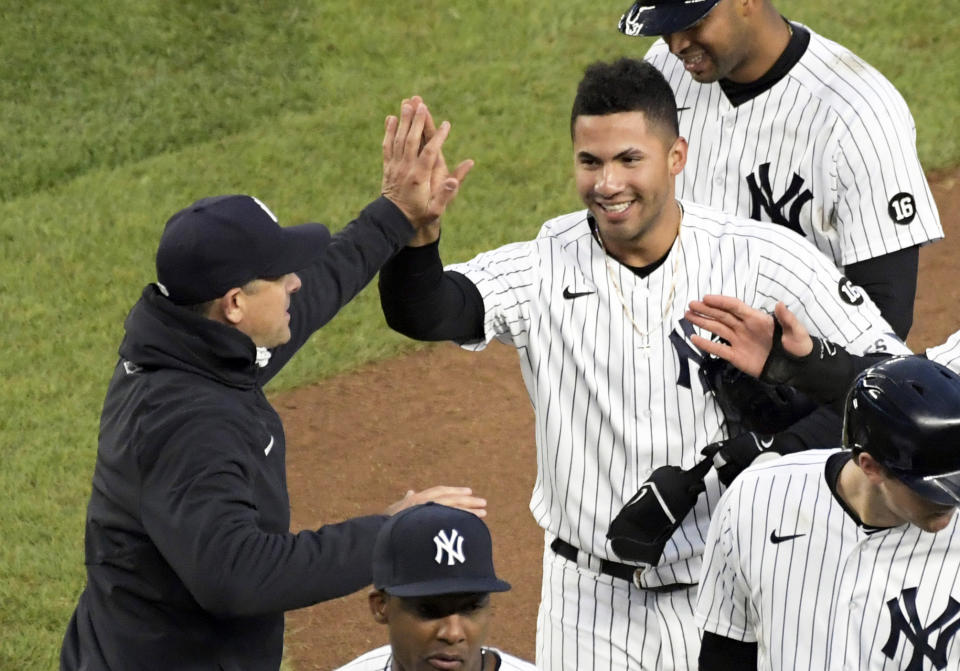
[279,168,960,670]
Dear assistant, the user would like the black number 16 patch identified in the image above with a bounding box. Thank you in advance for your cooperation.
[888,192,916,225]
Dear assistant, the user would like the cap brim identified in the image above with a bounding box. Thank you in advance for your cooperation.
[618,0,720,37]
[899,470,960,506]
[260,222,332,277]
[383,577,512,598]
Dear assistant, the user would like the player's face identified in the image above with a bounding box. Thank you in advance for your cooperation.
[235,272,301,348]
[879,475,957,533]
[382,593,492,671]
[661,0,753,83]
[573,111,686,264]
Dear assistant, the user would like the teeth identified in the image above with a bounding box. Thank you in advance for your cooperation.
[602,202,631,213]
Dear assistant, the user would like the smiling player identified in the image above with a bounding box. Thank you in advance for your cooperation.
[378,58,906,669]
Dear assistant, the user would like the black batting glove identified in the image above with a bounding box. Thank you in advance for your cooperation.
[607,456,713,565]
[703,431,777,487]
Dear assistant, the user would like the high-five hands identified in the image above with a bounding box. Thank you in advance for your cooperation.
[380,96,474,237]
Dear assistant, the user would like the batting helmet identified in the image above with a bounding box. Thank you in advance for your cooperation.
[843,356,960,505]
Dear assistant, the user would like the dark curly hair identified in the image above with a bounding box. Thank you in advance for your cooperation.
[570,58,679,140]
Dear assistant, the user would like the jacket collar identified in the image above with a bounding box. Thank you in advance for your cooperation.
[118,284,261,389]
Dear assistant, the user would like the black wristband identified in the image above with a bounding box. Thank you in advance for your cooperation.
[759,319,856,405]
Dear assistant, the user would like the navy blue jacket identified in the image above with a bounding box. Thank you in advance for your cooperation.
[61,197,412,671]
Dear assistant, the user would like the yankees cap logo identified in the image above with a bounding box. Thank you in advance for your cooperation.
[433,529,466,566]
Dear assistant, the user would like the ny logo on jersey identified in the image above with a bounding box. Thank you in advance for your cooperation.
[882,587,960,670]
[668,318,711,391]
[433,529,466,566]
[746,163,813,237]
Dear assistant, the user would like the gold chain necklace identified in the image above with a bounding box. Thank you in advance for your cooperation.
[594,208,683,353]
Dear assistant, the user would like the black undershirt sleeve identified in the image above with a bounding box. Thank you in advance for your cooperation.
[845,245,919,340]
[773,404,842,454]
[378,240,485,343]
[699,631,758,670]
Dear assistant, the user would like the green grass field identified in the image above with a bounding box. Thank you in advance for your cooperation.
[2,1,957,668]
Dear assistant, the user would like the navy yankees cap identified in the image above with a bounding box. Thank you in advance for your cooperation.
[618,0,722,37]
[373,503,511,597]
[155,194,331,305]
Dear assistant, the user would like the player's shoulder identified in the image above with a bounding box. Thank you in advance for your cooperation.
[535,209,593,246]
[680,200,816,250]
[643,38,672,66]
[485,647,538,671]
[330,644,391,671]
[723,448,842,501]
[454,209,590,273]
[791,24,913,118]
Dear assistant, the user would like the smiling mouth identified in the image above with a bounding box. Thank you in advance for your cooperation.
[679,51,707,69]
[598,200,633,214]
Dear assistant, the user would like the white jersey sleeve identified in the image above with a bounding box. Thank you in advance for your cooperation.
[445,239,542,351]
[926,330,960,374]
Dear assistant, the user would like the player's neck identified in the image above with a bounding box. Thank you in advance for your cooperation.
[836,460,903,528]
[727,14,793,84]
[603,200,682,268]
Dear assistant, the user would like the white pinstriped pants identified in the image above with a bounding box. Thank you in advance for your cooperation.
[536,534,700,671]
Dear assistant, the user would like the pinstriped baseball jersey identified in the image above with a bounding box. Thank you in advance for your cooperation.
[645,24,942,268]
[697,449,960,671]
[928,331,960,375]
[446,199,908,590]
[332,644,537,671]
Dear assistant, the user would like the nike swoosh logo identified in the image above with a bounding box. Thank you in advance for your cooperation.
[563,287,595,300]
[264,436,275,456]
[760,437,774,449]
[769,530,806,544]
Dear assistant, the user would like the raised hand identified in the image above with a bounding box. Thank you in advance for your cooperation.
[381,97,474,236]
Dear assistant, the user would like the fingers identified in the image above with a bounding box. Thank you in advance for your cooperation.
[689,332,727,358]
[687,296,749,331]
[382,115,398,164]
[388,486,488,518]
[685,308,734,343]
[429,158,474,214]
[774,301,808,340]
[451,158,474,185]
[393,100,415,157]
[403,105,430,163]
[774,301,814,356]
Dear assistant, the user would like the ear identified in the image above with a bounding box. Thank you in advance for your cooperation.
[668,136,688,176]
[219,287,246,326]
[368,590,389,625]
[856,452,887,485]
